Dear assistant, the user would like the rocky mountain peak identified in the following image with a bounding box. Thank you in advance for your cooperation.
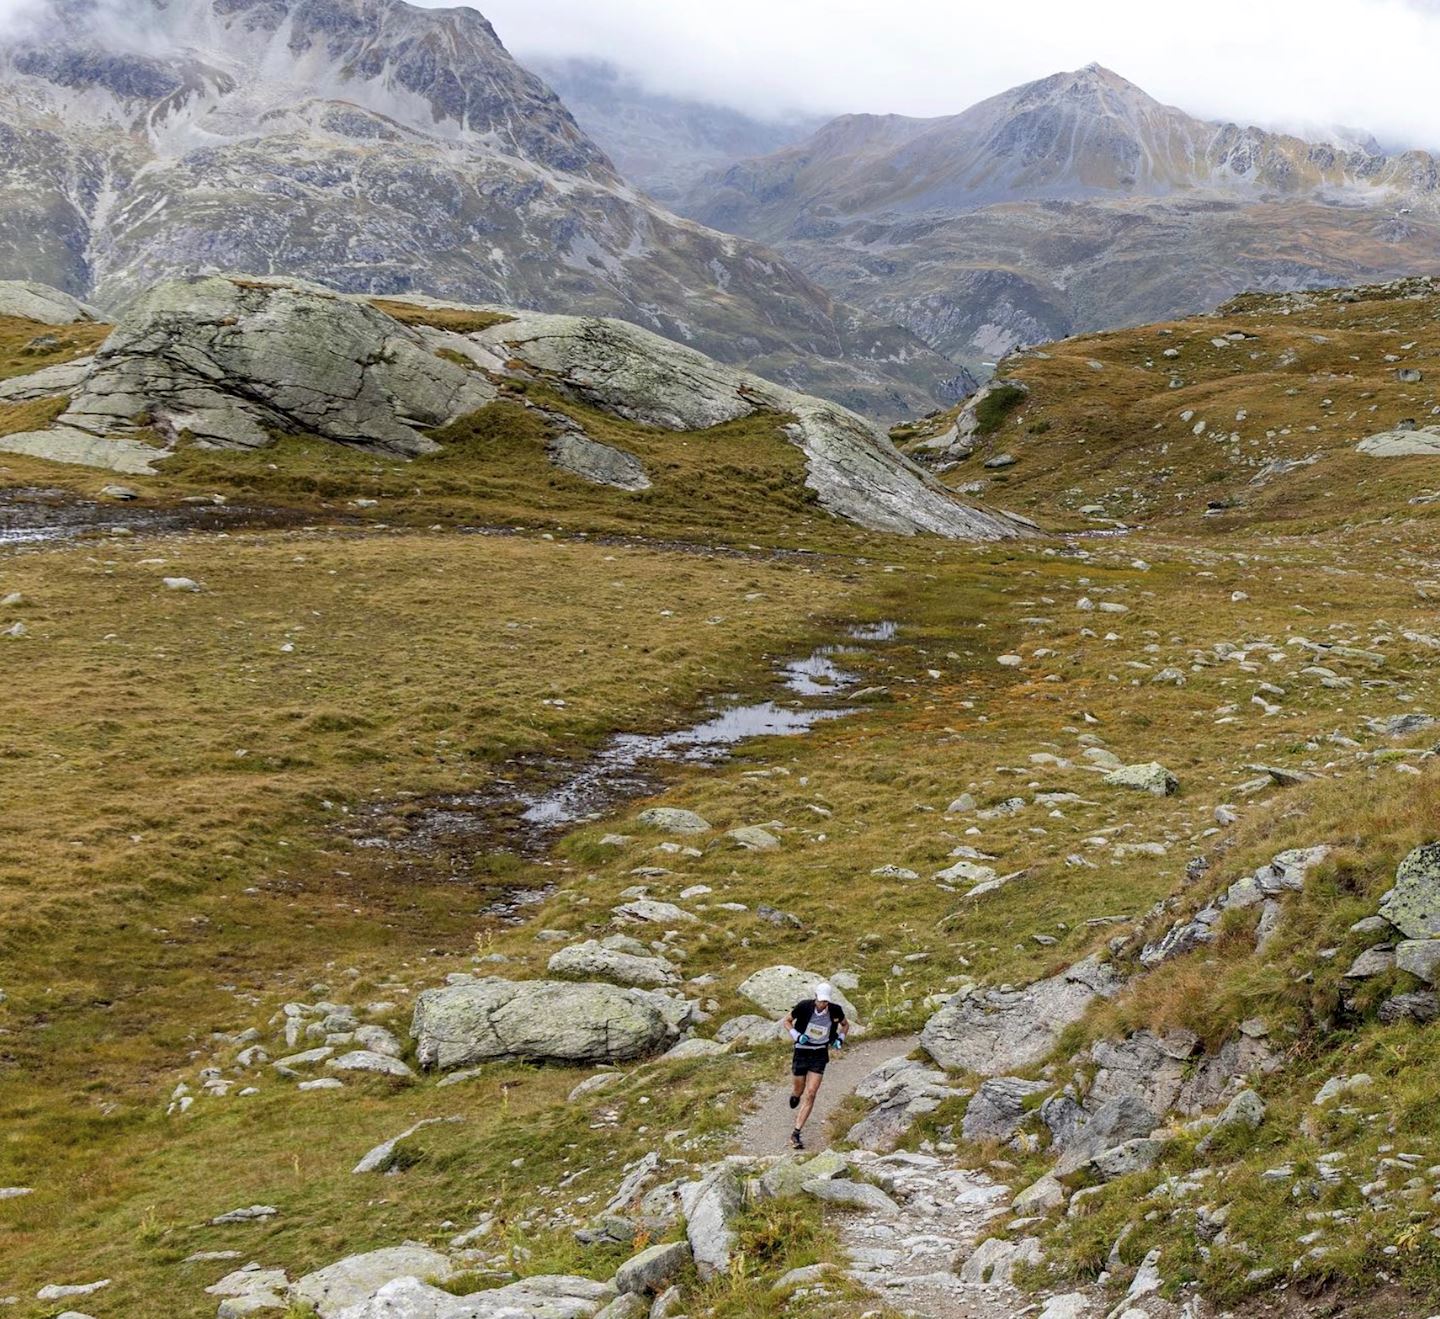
[3,0,614,176]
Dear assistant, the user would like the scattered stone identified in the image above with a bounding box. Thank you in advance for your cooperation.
[162,576,201,592]
[326,1050,414,1078]
[1396,940,1440,985]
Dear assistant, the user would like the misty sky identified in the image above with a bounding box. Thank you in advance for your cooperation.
[477,0,1440,149]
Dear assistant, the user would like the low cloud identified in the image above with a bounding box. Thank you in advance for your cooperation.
[475,0,1440,150]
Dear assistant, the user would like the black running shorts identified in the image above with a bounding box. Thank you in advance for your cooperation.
[792,1047,829,1077]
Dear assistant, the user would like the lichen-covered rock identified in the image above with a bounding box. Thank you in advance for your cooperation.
[1357,427,1440,457]
[847,1056,962,1152]
[679,1163,745,1280]
[548,941,678,988]
[410,978,682,1069]
[327,1273,613,1319]
[613,1242,691,1296]
[1102,762,1178,796]
[921,955,1122,1075]
[635,808,711,835]
[1379,844,1440,939]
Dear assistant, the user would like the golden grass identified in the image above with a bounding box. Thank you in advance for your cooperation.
[0,314,109,382]
[367,300,515,334]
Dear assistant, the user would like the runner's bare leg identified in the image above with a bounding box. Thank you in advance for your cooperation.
[794,1070,824,1132]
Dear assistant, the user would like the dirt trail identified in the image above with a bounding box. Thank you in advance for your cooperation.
[734,1033,920,1155]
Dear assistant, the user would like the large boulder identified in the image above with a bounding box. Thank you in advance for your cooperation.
[1102,763,1179,796]
[0,280,98,324]
[410,979,683,1069]
[921,955,1122,1075]
[0,276,495,472]
[1379,844,1440,939]
[548,941,678,988]
[290,1247,454,1317]
[736,966,858,1019]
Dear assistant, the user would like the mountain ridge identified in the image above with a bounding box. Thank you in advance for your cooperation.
[677,64,1440,378]
[0,0,970,418]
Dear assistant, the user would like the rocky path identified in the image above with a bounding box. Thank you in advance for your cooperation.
[840,1149,1047,1319]
[734,1034,919,1155]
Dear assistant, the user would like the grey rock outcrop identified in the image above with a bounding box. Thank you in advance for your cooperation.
[290,1246,454,1317]
[545,424,651,491]
[847,1055,964,1151]
[1357,427,1440,458]
[961,1076,1053,1143]
[1141,846,1328,967]
[0,280,97,324]
[1051,1096,1160,1175]
[327,1273,613,1319]
[410,978,684,1069]
[1085,1029,1280,1117]
[920,954,1122,1074]
[679,1163,744,1280]
[613,1242,690,1296]
[0,277,495,472]
[464,310,1029,538]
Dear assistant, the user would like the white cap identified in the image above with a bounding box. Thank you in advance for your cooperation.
[814,982,836,1003]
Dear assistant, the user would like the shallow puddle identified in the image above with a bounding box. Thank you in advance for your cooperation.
[350,621,898,883]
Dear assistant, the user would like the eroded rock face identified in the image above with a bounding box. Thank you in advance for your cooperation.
[461,309,1029,538]
[0,279,98,324]
[410,978,684,1069]
[920,954,1123,1075]
[0,277,495,471]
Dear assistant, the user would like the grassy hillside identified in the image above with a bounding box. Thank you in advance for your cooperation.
[2,286,1440,1316]
[906,275,1440,536]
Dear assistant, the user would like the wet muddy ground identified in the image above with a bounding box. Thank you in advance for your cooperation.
[0,487,327,543]
[342,620,900,915]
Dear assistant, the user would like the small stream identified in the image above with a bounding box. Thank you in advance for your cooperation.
[0,488,324,544]
[349,621,898,885]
